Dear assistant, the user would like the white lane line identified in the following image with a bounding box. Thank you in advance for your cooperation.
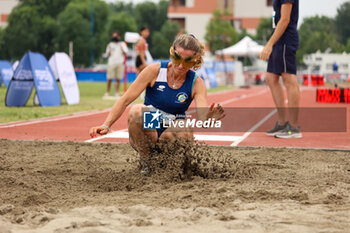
[230,109,277,147]
[187,88,269,115]
[0,108,112,128]
[220,88,269,105]
[230,88,306,147]
[85,130,243,143]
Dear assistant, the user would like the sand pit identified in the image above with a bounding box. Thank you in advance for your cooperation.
[0,139,349,232]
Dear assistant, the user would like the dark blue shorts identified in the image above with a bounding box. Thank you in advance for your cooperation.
[156,126,167,138]
[267,44,298,75]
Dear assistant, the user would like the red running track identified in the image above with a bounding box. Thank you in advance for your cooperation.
[0,85,349,150]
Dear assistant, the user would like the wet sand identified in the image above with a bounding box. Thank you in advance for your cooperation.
[0,139,349,232]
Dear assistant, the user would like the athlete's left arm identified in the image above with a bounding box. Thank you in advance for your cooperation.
[260,1,293,60]
[192,77,225,121]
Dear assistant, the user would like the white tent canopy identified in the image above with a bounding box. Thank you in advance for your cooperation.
[124,32,140,43]
[216,36,264,57]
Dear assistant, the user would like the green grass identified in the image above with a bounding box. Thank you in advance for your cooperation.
[0,82,235,123]
[0,82,122,123]
[207,85,236,93]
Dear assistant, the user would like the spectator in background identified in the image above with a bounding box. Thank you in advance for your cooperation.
[332,62,339,73]
[135,26,150,76]
[105,32,128,98]
[260,0,302,139]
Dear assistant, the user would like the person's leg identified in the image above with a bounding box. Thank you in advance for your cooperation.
[106,79,112,95]
[128,104,158,160]
[266,72,287,124]
[115,64,123,96]
[281,73,300,128]
[115,80,121,96]
[106,64,116,96]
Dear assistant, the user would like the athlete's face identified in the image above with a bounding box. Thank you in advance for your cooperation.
[170,46,197,74]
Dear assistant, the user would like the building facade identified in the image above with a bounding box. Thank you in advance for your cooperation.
[304,51,350,76]
[233,0,273,34]
[0,0,18,27]
[168,0,273,42]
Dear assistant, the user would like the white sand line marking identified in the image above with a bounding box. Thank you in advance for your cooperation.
[87,130,243,142]
[85,135,109,143]
[194,134,242,142]
[85,129,129,142]
[231,109,277,147]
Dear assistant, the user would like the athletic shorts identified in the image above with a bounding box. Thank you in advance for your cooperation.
[267,44,297,75]
[135,55,144,68]
[107,63,124,80]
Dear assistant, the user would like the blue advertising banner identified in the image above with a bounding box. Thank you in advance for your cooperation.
[6,52,61,107]
[0,60,13,88]
[6,53,34,106]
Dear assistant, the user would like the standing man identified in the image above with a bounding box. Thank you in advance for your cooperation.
[260,0,302,139]
[105,32,128,98]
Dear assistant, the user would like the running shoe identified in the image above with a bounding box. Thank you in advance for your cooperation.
[266,121,289,136]
[274,123,302,139]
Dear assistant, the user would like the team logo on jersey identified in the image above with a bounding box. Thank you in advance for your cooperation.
[176,92,188,103]
[157,85,166,92]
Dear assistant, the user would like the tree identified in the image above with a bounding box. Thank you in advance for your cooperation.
[335,2,350,44]
[297,16,343,63]
[345,38,350,53]
[108,12,138,40]
[109,1,134,16]
[3,5,59,59]
[0,27,7,60]
[151,21,180,59]
[56,0,109,67]
[205,10,239,53]
[18,0,70,18]
[255,17,273,44]
[133,0,169,57]
[3,0,71,61]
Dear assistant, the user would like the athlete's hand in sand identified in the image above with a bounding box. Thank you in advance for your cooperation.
[89,125,109,138]
[206,103,225,121]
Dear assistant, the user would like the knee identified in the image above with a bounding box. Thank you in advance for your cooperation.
[179,130,194,140]
[128,104,145,124]
[282,75,299,89]
[161,128,193,141]
[266,75,280,86]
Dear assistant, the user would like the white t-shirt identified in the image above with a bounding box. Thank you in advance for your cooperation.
[106,41,128,65]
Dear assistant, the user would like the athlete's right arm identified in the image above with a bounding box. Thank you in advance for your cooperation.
[89,63,160,137]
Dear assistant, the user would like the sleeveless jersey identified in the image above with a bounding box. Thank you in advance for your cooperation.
[144,61,198,116]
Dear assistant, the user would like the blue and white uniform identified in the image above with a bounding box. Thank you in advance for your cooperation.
[144,61,198,137]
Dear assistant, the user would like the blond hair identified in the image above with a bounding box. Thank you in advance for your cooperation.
[172,34,205,70]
